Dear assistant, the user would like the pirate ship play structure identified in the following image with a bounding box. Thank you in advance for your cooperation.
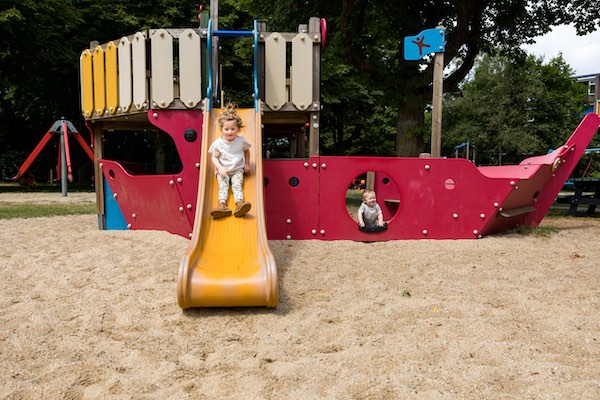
[80,8,600,308]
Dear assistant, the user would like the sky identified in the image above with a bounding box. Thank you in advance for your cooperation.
[521,24,600,77]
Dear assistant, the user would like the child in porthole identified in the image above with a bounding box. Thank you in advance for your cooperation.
[357,190,387,232]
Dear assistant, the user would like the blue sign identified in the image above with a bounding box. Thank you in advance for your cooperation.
[404,28,445,61]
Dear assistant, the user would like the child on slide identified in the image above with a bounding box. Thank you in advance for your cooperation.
[208,103,252,219]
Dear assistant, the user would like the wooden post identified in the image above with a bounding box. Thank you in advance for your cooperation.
[431,51,443,158]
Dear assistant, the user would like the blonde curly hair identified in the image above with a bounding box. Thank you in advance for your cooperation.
[217,102,244,129]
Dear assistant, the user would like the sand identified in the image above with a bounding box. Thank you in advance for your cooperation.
[0,192,599,399]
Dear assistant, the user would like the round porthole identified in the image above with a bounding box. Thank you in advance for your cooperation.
[289,177,300,187]
[345,171,400,224]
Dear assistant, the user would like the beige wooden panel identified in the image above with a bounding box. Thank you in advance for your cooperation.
[132,32,147,110]
[80,49,94,118]
[105,41,118,114]
[291,33,313,110]
[179,29,202,108]
[265,33,286,111]
[118,37,132,112]
[151,29,174,109]
[92,45,106,116]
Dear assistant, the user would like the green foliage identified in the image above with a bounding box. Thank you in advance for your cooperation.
[442,52,589,165]
[0,201,96,219]
[250,0,599,156]
[0,0,598,164]
[0,150,25,180]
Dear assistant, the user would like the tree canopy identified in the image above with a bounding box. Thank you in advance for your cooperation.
[442,52,590,165]
[0,0,599,179]
[253,0,599,155]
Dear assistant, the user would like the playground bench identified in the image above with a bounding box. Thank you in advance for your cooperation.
[567,178,600,215]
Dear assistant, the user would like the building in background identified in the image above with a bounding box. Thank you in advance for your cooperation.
[577,73,600,115]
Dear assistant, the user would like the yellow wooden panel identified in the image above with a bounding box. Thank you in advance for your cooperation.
[265,33,286,111]
[118,37,132,112]
[179,29,202,108]
[151,29,174,109]
[132,32,147,110]
[291,33,313,111]
[92,45,106,117]
[105,41,118,114]
[79,49,94,118]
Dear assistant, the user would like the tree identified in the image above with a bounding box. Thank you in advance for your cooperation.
[251,0,599,156]
[442,52,589,165]
[0,0,200,179]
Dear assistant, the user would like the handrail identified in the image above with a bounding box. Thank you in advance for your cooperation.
[213,30,253,37]
[253,20,259,112]
[206,19,213,112]
[207,20,260,112]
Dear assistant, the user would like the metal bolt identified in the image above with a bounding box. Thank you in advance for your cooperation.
[286,219,292,224]
[422,229,428,235]
[321,163,326,169]
[311,229,317,235]
[169,180,174,185]
[453,213,458,219]
[480,213,485,219]
[320,229,325,235]
[153,113,158,119]
[177,177,183,183]
[187,204,192,210]
[286,235,291,240]
[425,164,430,170]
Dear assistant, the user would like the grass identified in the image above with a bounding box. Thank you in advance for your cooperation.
[0,202,96,220]
[506,225,561,237]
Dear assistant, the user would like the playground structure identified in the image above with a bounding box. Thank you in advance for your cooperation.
[79,9,600,308]
[12,119,94,194]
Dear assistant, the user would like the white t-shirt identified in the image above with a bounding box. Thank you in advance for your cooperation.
[208,136,251,172]
[358,202,382,227]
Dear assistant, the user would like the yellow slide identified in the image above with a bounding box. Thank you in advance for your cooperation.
[177,103,278,308]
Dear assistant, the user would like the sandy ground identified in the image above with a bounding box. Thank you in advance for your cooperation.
[0,192,599,399]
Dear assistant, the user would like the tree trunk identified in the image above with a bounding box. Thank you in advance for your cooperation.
[396,101,425,157]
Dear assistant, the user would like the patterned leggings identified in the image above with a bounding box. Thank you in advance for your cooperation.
[216,170,244,203]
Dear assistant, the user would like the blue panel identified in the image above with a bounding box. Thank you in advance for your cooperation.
[404,28,445,61]
[103,176,128,230]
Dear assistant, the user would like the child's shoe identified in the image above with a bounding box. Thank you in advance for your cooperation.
[234,201,251,217]
[210,202,232,219]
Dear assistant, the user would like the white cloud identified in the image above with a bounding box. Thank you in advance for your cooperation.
[521,24,600,76]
